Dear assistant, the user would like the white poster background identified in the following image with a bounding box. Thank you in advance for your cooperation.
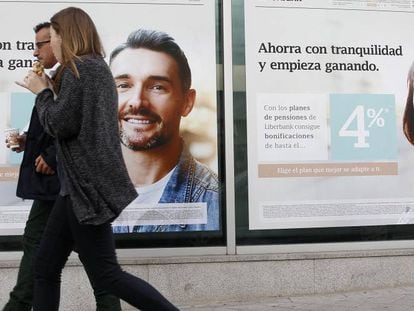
[245,0,414,229]
[0,0,217,235]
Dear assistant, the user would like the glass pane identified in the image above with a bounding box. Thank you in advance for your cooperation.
[233,0,414,245]
[0,0,226,250]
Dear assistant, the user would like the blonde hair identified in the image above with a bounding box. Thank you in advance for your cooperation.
[51,7,104,79]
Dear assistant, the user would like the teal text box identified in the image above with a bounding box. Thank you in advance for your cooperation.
[9,93,35,165]
[330,94,397,161]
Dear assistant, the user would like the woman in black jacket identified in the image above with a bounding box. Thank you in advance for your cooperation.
[18,7,178,311]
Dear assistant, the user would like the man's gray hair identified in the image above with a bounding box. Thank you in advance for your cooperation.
[110,29,192,91]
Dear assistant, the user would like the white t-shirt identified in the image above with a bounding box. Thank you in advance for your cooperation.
[134,167,175,204]
[123,167,176,232]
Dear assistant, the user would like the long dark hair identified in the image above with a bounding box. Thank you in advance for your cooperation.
[403,63,414,145]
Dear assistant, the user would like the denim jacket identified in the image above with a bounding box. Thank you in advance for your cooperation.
[113,149,220,233]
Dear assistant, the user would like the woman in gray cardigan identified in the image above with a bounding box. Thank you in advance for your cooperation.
[18,7,178,311]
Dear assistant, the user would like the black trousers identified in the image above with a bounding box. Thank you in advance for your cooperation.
[32,195,179,311]
[2,199,121,311]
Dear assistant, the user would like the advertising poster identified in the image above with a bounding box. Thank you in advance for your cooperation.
[0,0,219,235]
[245,0,414,229]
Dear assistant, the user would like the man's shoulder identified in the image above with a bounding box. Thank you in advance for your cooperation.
[189,157,219,189]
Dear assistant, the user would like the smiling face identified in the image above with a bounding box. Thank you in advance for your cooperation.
[111,48,195,151]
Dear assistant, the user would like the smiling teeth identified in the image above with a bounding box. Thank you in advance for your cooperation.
[127,119,151,124]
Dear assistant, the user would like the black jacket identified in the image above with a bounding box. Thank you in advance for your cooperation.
[16,106,60,201]
[35,55,137,224]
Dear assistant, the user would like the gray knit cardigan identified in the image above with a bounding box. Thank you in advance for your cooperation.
[35,55,137,225]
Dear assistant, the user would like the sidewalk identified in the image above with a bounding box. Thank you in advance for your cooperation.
[178,286,414,311]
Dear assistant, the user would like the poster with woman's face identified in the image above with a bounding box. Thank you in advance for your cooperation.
[244,0,414,230]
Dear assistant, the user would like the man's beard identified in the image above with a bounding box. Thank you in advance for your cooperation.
[119,125,165,151]
[118,107,166,151]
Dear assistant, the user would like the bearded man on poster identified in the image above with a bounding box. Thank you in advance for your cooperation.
[110,29,219,233]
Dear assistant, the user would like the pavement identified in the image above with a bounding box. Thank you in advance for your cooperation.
[178,286,414,311]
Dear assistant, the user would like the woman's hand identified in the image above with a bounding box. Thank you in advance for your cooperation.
[16,70,49,94]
